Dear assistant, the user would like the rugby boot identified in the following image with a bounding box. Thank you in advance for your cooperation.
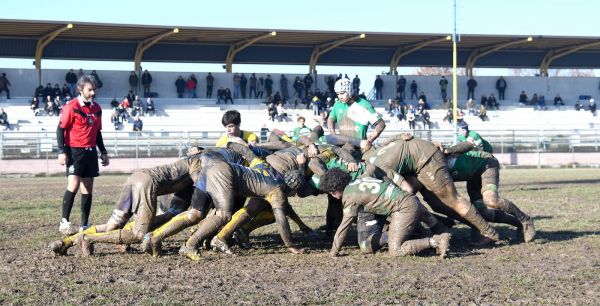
[48,240,67,256]
[430,233,451,259]
[141,233,162,257]
[179,244,202,261]
[522,217,536,243]
[232,229,252,250]
[210,236,234,255]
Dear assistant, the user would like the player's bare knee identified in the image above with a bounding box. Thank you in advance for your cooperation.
[187,209,203,224]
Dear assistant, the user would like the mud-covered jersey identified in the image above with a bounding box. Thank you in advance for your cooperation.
[194,148,245,191]
[309,158,367,190]
[341,177,411,217]
[446,150,493,181]
[457,130,493,153]
[365,138,439,175]
[265,146,304,174]
[329,97,381,139]
[142,158,201,194]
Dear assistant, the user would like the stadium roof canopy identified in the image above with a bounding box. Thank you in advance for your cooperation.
[1,19,600,76]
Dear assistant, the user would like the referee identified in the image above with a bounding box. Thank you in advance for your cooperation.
[56,75,109,235]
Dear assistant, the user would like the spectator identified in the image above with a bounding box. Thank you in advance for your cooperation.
[466,76,477,100]
[443,108,453,124]
[126,90,135,104]
[90,70,102,90]
[574,100,583,111]
[257,76,265,99]
[77,68,85,78]
[224,87,233,104]
[496,76,507,100]
[233,73,241,99]
[418,91,428,104]
[132,115,143,131]
[480,94,488,108]
[265,75,274,97]
[531,93,539,107]
[276,102,288,122]
[128,71,139,94]
[141,70,153,97]
[54,95,64,111]
[326,76,335,94]
[535,95,547,111]
[30,96,40,116]
[118,96,131,120]
[421,109,432,128]
[292,116,312,140]
[45,95,58,116]
[293,76,304,99]
[518,91,528,105]
[267,102,277,122]
[185,77,196,98]
[374,75,384,100]
[590,99,597,116]
[410,80,418,100]
[488,93,499,110]
[216,87,225,104]
[53,84,62,99]
[206,72,214,98]
[478,104,489,121]
[35,85,44,100]
[175,76,186,98]
[145,98,155,116]
[65,69,77,96]
[44,83,54,100]
[553,94,565,108]
[310,96,321,116]
[61,84,71,98]
[249,73,257,98]
[352,75,361,96]
[189,74,198,98]
[407,106,416,129]
[240,73,248,99]
[303,73,313,97]
[280,74,288,101]
[397,75,407,100]
[466,98,475,115]
[439,76,448,101]
[273,92,282,104]
[132,95,143,117]
[0,108,10,129]
[386,98,395,115]
[417,98,430,111]
[110,97,119,109]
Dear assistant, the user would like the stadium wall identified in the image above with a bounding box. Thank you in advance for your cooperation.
[2,68,600,104]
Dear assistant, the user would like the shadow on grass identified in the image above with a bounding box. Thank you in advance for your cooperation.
[532,230,598,243]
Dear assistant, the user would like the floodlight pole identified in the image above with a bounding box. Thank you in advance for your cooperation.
[452,0,459,144]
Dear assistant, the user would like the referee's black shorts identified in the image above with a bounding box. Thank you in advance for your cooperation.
[65,147,99,178]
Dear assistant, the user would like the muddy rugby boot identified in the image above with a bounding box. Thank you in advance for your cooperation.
[232,229,251,250]
[59,218,77,236]
[179,244,202,261]
[431,233,451,259]
[210,236,234,255]
[48,240,67,256]
[141,233,162,257]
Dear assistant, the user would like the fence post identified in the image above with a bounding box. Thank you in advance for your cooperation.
[147,132,151,157]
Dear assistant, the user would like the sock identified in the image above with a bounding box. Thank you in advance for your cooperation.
[61,190,76,221]
[81,193,92,226]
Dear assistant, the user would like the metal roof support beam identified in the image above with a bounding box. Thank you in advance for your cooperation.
[225,31,276,73]
[134,28,179,72]
[539,41,600,76]
[309,33,365,74]
[465,36,533,76]
[35,23,73,83]
[389,36,451,75]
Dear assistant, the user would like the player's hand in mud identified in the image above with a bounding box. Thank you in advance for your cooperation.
[288,247,305,254]
[307,143,319,157]
[347,162,359,172]
[296,154,307,165]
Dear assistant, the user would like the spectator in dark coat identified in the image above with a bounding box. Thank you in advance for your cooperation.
[175,76,186,98]
[141,70,153,96]
[129,71,139,94]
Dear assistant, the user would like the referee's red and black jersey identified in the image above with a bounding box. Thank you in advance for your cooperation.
[59,98,103,148]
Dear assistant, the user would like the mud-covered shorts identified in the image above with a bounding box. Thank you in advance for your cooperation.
[417,150,453,194]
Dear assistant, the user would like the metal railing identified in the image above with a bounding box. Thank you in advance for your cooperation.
[0,129,598,160]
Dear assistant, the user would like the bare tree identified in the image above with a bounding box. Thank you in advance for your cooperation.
[415,67,466,76]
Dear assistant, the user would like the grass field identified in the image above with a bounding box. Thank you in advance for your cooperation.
[0,168,599,305]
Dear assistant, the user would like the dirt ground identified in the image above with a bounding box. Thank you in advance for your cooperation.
[0,168,599,305]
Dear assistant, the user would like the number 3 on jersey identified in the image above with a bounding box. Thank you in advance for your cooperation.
[350,177,383,194]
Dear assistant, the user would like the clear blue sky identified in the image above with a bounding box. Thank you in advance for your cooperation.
[1,0,599,79]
